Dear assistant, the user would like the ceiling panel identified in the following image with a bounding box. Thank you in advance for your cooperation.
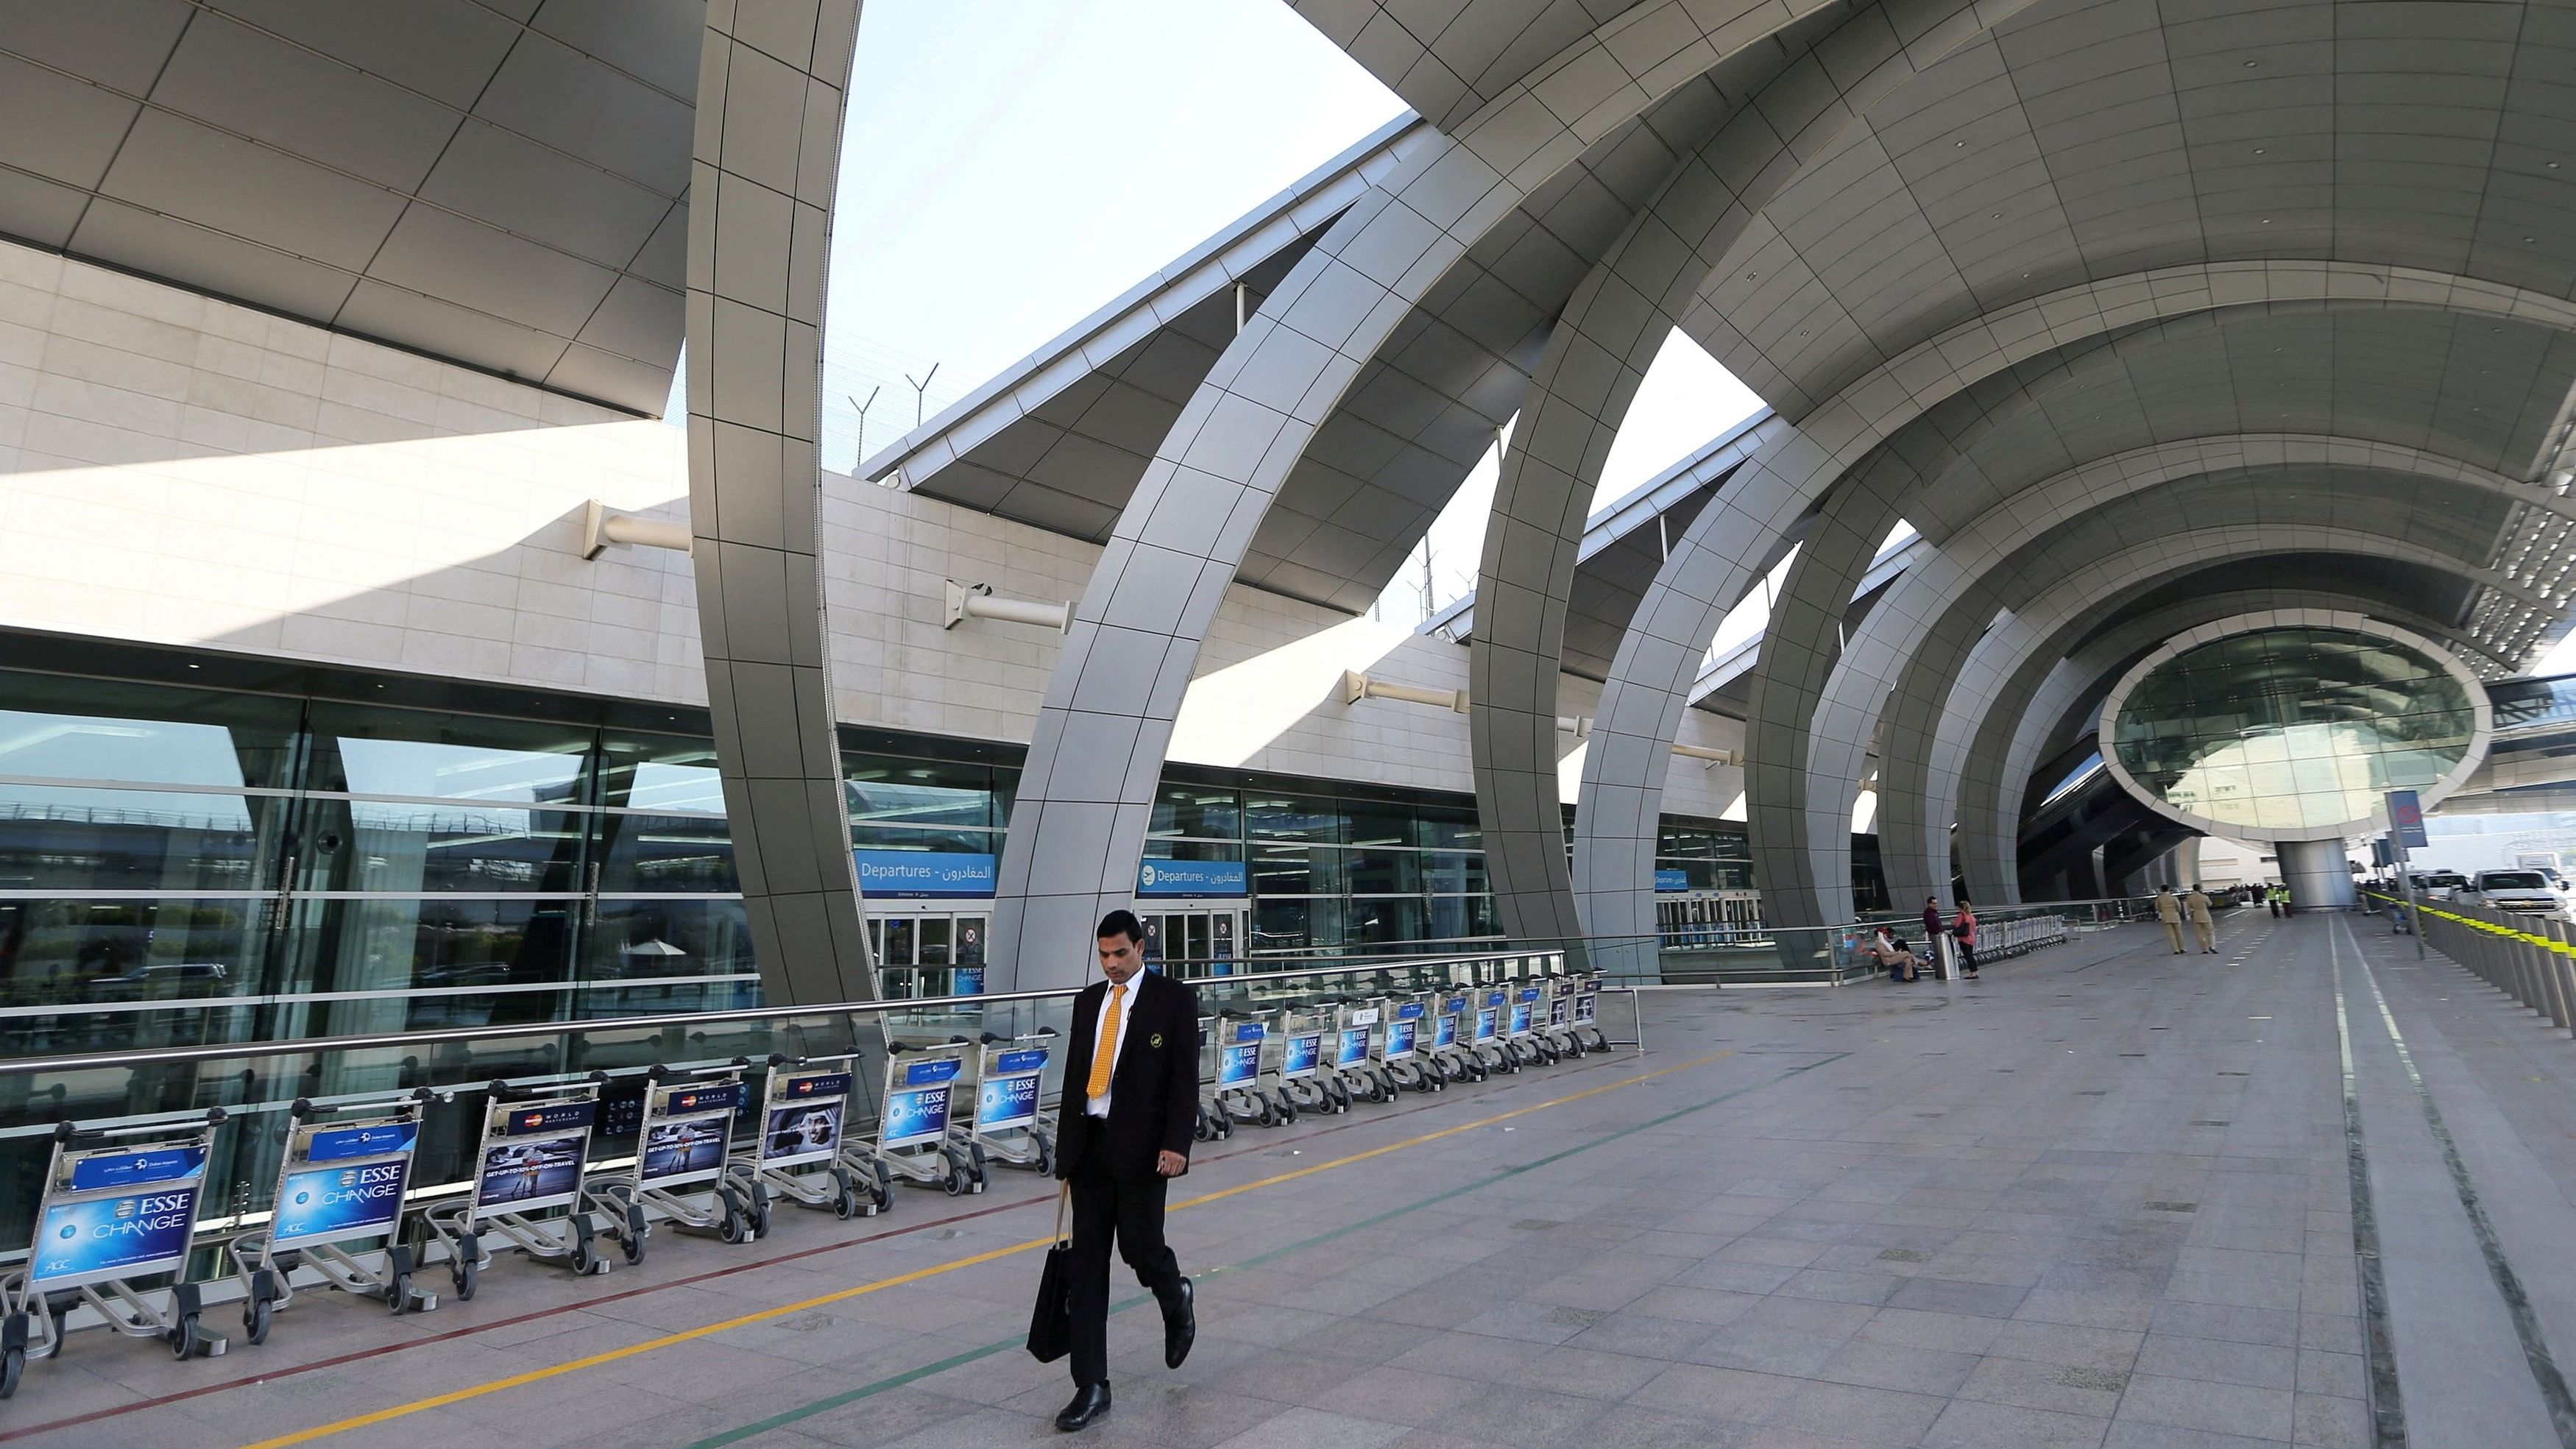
[0,0,698,412]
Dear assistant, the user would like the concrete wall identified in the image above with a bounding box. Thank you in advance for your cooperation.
[0,239,1745,818]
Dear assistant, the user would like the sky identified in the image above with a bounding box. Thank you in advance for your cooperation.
[819,0,1409,459]
[665,0,1770,630]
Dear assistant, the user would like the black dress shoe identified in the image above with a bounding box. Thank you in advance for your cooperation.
[1164,1276,1196,1369]
[1055,1383,1111,1432]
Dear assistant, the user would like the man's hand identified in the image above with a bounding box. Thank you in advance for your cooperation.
[1156,1150,1187,1177]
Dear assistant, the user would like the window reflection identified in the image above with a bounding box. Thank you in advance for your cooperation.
[0,784,280,892]
[2112,626,2477,832]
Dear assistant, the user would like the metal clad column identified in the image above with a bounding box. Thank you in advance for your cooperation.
[687,0,874,1005]
[2277,839,2356,911]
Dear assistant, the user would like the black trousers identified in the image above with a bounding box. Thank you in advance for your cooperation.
[1066,1145,1183,1386]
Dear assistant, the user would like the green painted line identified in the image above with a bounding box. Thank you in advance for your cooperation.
[683,1049,1851,1448]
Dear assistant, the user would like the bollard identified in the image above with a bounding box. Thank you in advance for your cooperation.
[2546,920,2576,1035]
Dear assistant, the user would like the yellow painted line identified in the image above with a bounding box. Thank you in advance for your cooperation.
[238,1049,1733,1448]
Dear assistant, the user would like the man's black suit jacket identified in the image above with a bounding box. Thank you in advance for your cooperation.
[1054,971,1199,1183]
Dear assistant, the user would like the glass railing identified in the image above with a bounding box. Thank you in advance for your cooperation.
[0,946,1603,1264]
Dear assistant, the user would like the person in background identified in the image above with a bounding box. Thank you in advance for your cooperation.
[1922,897,1946,977]
[1951,901,1979,979]
[1867,925,1920,982]
[2185,884,2218,954]
[2154,886,2184,954]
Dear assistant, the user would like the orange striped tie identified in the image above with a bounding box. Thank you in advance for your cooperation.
[1086,984,1125,1100]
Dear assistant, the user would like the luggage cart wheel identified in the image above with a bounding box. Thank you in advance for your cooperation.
[1035,1140,1055,1178]
[719,1205,749,1244]
[832,1170,862,1221]
[570,1225,605,1277]
[622,1204,649,1266]
[1192,1104,1210,1141]
[242,1296,272,1345]
[0,1343,21,1400]
[386,1270,415,1316]
[941,1164,968,1197]
[167,1314,200,1361]
[450,1253,478,1302]
[1255,1099,1275,1127]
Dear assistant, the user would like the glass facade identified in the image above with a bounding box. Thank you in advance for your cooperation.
[1657,821,1753,890]
[2109,626,2478,833]
[0,654,1803,1056]
[0,671,757,1060]
[1159,767,1498,952]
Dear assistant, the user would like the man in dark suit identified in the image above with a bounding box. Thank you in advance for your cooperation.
[1050,910,1198,1432]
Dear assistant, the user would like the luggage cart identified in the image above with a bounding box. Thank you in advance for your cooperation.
[1380,996,1439,1093]
[1330,999,1393,1104]
[1470,988,1515,1074]
[1538,977,1587,1060]
[1504,985,1553,1068]
[587,1063,757,1264]
[1275,1005,1344,1114]
[228,1091,434,1345]
[1210,1012,1289,1126]
[859,1041,975,1197]
[1427,991,1485,1083]
[1569,973,1610,1053]
[737,1055,877,1227]
[1,1108,229,1393]
[420,1079,612,1297]
[964,1032,1056,1175]
[1192,1014,1236,1142]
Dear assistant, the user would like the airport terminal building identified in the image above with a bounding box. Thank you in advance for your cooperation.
[7,4,2576,1445]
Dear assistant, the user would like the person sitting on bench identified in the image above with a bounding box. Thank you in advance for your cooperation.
[1866,926,1921,982]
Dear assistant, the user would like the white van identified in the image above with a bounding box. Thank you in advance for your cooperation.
[2457,869,2568,918]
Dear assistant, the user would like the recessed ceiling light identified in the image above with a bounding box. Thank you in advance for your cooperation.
[2253,148,2267,155]
[1956,140,1967,147]
[2244,59,2259,68]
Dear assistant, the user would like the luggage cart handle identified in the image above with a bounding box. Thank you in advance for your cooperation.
[768,1050,863,1070]
[645,1058,751,1083]
[53,1105,226,1144]
[486,1078,599,1103]
[289,1088,433,1122]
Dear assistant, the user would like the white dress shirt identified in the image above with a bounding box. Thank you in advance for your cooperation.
[1085,979,1135,1119]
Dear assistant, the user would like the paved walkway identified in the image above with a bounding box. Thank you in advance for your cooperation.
[7,910,2576,1448]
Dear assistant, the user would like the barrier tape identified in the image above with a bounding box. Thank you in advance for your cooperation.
[2360,893,2572,952]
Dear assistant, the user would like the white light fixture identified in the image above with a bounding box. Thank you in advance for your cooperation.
[581,500,690,559]
[944,581,1072,634]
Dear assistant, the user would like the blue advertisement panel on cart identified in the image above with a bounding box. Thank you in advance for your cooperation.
[1219,1021,1262,1088]
[1283,1028,1323,1078]
[883,1056,960,1149]
[272,1119,417,1250]
[34,1144,211,1290]
[976,1048,1047,1131]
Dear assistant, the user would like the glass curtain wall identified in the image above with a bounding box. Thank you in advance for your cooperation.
[0,672,753,1060]
[1158,768,1498,956]
[0,669,1538,1056]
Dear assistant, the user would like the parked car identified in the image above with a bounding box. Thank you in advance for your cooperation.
[2455,869,2567,918]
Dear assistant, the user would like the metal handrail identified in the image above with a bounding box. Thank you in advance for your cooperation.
[0,946,1573,1078]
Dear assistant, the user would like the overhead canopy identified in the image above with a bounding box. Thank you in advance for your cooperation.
[0,0,701,412]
